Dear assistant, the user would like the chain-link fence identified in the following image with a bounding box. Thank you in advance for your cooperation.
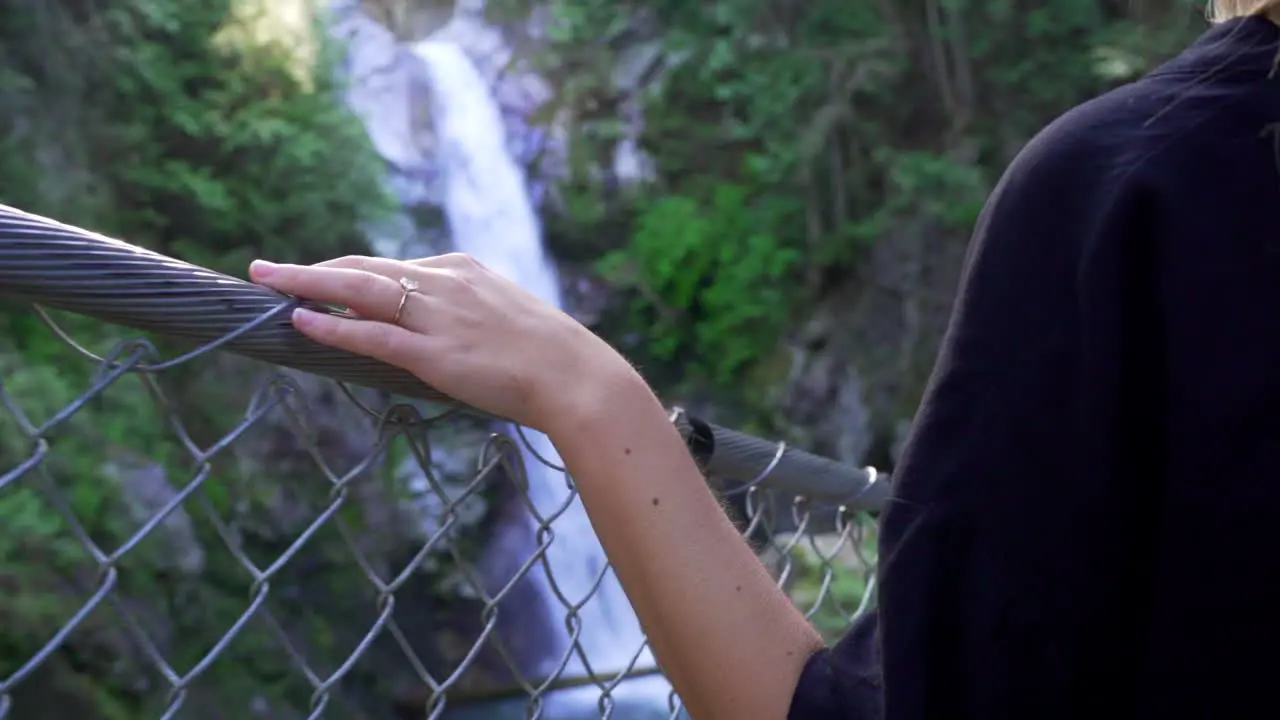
[0,204,890,719]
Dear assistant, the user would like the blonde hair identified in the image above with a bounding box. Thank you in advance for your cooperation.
[1209,0,1280,21]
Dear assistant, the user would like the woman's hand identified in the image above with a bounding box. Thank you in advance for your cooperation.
[248,253,634,432]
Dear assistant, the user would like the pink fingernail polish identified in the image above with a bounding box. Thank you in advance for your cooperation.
[292,307,316,328]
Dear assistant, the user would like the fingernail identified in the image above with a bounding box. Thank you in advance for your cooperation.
[292,307,327,330]
[250,259,277,277]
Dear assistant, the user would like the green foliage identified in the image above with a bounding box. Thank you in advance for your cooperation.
[0,0,397,713]
[530,0,1202,395]
[0,0,389,580]
[0,337,166,696]
[0,0,392,272]
[599,186,801,383]
[100,0,393,272]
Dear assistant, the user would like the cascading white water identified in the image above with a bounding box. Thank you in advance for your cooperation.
[411,41,673,714]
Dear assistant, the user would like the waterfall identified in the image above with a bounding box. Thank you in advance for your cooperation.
[411,41,673,715]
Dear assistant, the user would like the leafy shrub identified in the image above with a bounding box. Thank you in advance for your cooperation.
[0,0,391,270]
[0,0,394,711]
[525,0,1202,396]
[598,185,801,384]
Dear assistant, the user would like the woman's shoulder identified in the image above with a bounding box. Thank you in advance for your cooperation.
[1021,17,1280,182]
[1016,80,1187,176]
[1002,64,1274,210]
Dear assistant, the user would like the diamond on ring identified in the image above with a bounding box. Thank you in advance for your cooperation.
[393,276,419,325]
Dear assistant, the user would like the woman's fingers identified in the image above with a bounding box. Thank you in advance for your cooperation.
[291,308,426,371]
[304,256,478,303]
[314,253,479,276]
[250,261,405,322]
[312,255,408,277]
[414,253,482,270]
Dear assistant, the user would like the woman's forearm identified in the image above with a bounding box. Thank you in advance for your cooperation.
[543,364,825,720]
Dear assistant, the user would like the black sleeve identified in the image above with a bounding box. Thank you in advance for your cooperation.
[788,110,1164,719]
[786,609,885,719]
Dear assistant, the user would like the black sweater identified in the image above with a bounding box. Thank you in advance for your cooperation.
[789,17,1280,720]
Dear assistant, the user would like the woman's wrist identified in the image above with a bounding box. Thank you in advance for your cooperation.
[536,340,662,445]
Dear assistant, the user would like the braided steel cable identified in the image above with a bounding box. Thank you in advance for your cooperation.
[672,411,890,511]
[0,203,453,402]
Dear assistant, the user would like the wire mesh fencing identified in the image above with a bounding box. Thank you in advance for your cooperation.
[0,204,889,719]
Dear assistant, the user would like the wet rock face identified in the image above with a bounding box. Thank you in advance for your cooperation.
[772,214,971,471]
[779,308,876,468]
[328,0,560,223]
[103,454,207,577]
